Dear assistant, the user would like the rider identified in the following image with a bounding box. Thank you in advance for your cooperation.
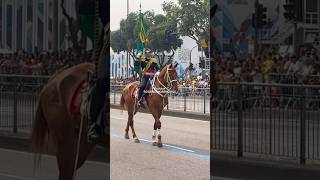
[79,0,109,142]
[137,48,160,108]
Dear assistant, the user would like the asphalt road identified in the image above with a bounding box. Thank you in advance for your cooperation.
[110,109,210,180]
[0,148,107,180]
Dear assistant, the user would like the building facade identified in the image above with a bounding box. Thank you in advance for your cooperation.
[110,53,132,79]
[0,0,77,53]
[211,0,320,54]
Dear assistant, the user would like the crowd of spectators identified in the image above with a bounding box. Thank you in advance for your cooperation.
[111,77,209,88]
[215,47,320,85]
[0,49,95,75]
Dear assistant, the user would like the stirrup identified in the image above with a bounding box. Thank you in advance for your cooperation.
[88,124,102,143]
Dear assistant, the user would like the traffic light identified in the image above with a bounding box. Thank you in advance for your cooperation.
[283,0,303,21]
[210,4,218,19]
[256,4,267,28]
[252,13,256,28]
[189,63,194,71]
[199,57,205,68]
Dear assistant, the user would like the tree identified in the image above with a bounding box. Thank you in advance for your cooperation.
[147,14,183,67]
[110,13,140,59]
[110,12,183,68]
[61,0,82,53]
[110,30,127,53]
[162,0,209,44]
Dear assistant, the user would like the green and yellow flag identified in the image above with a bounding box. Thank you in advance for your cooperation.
[136,9,149,54]
[135,6,149,76]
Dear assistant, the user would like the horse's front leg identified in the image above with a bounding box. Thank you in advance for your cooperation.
[156,120,162,147]
[152,121,157,146]
[152,120,162,147]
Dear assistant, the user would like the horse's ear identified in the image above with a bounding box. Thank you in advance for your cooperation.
[174,63,178,68]
[168,64,173,68]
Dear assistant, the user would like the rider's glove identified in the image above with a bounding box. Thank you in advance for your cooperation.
[155,71,160,76]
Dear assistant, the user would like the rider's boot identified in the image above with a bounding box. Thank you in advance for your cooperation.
[138,97,145,109]
[88,108,105,143]
[137,89,146,109]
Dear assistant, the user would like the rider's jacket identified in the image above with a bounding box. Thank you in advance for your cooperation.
[141,57,159,77]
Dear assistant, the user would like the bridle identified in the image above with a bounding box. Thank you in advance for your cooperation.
[151,65,178,97]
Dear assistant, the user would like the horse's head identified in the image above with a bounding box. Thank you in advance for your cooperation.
[160,63,179,92]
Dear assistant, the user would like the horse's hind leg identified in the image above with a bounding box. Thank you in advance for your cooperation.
[128,111,140,143]
[56,131,76,180]
[124,118,130,139]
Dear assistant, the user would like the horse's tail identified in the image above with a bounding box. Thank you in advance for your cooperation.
[120,93,125,111]
[31,101,48,169]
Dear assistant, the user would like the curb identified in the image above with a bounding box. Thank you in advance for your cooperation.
[212,152,320,180]
[110,104,210,121]
[0,132,107,163]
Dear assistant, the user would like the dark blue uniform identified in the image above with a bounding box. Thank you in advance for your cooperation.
[137,57,159,101]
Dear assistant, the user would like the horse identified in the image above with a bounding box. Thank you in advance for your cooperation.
[31,63,106,180]
[120,63,179,147]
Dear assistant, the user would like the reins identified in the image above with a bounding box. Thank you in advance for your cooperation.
[151,66,177,98]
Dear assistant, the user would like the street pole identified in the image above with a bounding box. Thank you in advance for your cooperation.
[293,21,297,54]
[254,0,258,55]
[126,0,129,78]
[189,45,197,79]
[201,45,204,79]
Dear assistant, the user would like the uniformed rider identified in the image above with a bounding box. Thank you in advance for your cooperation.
[137,49,160,108]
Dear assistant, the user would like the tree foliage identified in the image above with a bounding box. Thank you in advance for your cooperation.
[110,11,183,68]
[162,0,209,42]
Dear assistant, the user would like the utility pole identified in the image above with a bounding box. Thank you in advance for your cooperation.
[189,45,197,79]
[253,0,267,55]
[293,21,297,54]
[126,0,129,78]
[283,0,303,54]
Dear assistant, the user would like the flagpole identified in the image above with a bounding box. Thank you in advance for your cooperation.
[139,3,142,80]
[126,0,129,79]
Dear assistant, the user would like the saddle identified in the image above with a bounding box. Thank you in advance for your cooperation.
[69,73,104,125]
[131,80,152,99]
[70,80,86,114]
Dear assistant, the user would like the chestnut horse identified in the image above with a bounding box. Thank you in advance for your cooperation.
[120,64,178,147]
[31,63,106,180]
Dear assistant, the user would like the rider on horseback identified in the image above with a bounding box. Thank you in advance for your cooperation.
[78,0,109,142]
[137,48,160,108]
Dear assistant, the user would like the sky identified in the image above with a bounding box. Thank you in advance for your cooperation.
[110,0,200,67]
[110,0,179,31]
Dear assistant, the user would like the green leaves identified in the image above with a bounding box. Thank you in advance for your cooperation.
[163,0,209,42]
[110,10,183,57]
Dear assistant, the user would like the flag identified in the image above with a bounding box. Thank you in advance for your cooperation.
[135,5,149,77]
[136,10,149,54]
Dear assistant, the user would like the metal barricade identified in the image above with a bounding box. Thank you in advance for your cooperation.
[212,82,320,164]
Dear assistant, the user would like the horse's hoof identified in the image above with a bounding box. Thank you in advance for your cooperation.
[124,134,130,139]
[157,142,163,147]
[152,142,157,146]
[134,138,140,143]
[152,135,156,140]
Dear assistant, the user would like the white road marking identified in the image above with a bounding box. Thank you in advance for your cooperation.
[138,138,195,153]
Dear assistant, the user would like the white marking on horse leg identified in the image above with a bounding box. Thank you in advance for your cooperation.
[157,129,161,138]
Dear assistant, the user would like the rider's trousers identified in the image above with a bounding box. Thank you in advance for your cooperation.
[138,75,150,100]
[90,55,108,126]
